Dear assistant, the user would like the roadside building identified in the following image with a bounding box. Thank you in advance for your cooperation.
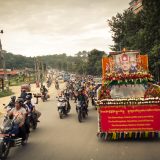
[129,0,143,14]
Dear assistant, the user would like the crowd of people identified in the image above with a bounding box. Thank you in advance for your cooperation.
[57,76,98,112]
[3,90,41,144]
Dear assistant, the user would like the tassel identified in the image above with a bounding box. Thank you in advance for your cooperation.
[116,132,120,140]
[119,132,122,139]
[155,132,158,139]
[149,132,152,138]
[113,132,116,140]
[137,132,140,139]
[105,133,108,140]
[132,132,135,139]
[135,132,137,139]
[121,132,124,140]
[141,132,145,139]
[145,132,149,138]
[102,133,105,140]
[100,133,103,139]
[129,132,132,139]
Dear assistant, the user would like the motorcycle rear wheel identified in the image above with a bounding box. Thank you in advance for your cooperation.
[78,112,82,123]
[59,112,63,119]
[0,142,10,160]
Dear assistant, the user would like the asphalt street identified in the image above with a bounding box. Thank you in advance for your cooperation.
[6,86,160,160]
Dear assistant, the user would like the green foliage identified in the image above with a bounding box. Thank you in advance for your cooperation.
[5,52,34,69]
[87,49,105,76]
[4,49,106,76]
[108,0,160,81]
[0,89,14,98]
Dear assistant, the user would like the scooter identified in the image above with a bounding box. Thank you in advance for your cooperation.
[76,101,88,123]
[0,116,28,160]
[57,97,70,119]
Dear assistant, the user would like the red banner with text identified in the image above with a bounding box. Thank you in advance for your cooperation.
[99,105,160,132]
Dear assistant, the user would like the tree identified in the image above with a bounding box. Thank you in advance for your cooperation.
[86,49,105,76]
[108,0,160,80]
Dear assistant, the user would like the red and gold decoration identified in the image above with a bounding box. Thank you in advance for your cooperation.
[98,49,160,140]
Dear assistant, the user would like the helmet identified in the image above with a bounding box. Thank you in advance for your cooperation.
[27,93,32,98]
[16,98,24,105]
[26,95,31,100]
[11,96,16,101]
[78,89,82,92]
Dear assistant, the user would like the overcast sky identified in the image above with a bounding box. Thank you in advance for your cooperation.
[0,0,129,57]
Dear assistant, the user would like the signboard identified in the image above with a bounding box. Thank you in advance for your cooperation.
[112,52,139,74]
[99,105,160,132]
[102,51,148,78]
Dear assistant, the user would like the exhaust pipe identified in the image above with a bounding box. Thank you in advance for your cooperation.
[14,138,22,146]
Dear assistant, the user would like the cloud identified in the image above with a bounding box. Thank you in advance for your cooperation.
[0,0,129,56]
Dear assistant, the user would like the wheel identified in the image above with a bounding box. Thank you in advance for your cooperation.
[22,134,29,146]
[32,121,37,130]
[0,141,10,160]
[82,111,86,118]
[78,111,82,123]
[59,111,63,119]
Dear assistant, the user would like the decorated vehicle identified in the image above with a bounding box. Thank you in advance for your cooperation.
[97,49,160,140]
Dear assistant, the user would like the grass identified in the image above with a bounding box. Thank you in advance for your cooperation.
[9,76,36,86]
[0,89,14,98]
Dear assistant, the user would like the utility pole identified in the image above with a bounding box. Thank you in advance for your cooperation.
[0,30,3,91]
[34,57,41,87]
[0,30,9,90]
[40,60,44,86]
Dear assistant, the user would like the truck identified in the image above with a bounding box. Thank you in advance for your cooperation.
[97,49,160,140]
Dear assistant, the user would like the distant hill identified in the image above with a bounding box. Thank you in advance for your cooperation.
[4,49,105,76]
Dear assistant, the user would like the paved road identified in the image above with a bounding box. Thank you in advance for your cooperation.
[5,89,160,160]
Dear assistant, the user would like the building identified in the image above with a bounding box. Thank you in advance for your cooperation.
[129,0,143,14]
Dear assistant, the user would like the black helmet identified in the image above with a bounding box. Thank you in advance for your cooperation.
[26,95,31,100]
[16,98,24,105]
[78,89,82,92]
[27,93,32,98]
[11,96,16,101]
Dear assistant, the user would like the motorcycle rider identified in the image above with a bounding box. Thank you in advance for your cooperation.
[20,89,28,101]
[59,90,71,111]
[40,85,48,100]
[5,96,16,112]
[55,80,59,89]
[77,89,88,112]
[58,91,71,111]
[25,95,41,122]
[8,98,28,144]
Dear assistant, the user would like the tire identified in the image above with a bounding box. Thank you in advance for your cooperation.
[83,112,86,118]
[59,111,63,119]
[0,142,10,160]
[32,121,37,130]
[78,111,82,123]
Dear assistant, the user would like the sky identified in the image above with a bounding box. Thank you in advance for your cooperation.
[0,0,129,57]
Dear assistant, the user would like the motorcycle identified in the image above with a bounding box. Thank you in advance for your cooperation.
[69,89,74,100]
[0,116,28,160]
[41,92,49,102]
[47,81,52,88]
[55,83,59,90]
[57,97,70,119]
[76,101,88,123]
[28,112,38,130]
